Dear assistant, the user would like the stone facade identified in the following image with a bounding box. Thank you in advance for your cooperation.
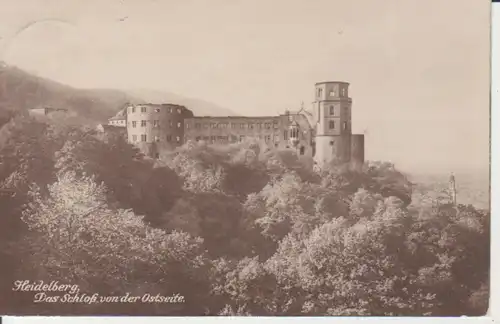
[183,112,314,157]
[110,82,365,167]
[125,103,194,158]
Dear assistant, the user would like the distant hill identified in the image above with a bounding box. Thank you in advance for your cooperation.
[125,89,237,117]
[0,62,138,123]
[0,62,237,125]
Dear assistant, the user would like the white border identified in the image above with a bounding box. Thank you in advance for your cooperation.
[3,3,498,324]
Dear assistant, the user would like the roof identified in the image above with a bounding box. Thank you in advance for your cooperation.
[109,108,127,120]
[315,81,350,85]
[29,107,68,111]
[109,115,126,120]
[188,116,278,120]
[98,124,127,132]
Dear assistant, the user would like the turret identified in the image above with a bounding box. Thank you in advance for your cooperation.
[313,81,352,167]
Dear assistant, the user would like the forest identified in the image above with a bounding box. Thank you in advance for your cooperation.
[0,112,490,316]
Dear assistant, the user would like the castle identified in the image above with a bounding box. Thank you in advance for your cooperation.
[107,81,365,168]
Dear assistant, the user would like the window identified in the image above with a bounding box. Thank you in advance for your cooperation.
[240,123,245,129]
[196,136,201,141]
[177,108,181,114]
[300,146,305,155]
[155,108,160,113]
[341,88,346,97]
[317,88,323,97]
[265,135,271,142]
[176,136,180,142]
[132,121,137,128]
[169,121,173,127]
[330,106,335,115]
[177,122,181,128]
[239,135,245,142]
[167,135,172,142]
[131,107,136,113]
[153,120,159,127]
[132,135,137,142]
[210,136,216,141]
[329,90,335,97]
[283,130,288,140]
[169,108,173,113]
[288,115,293,122]
[330,140,335,146]
[274,121,279,129]
[265,123,271,129]
[141,120,146,127]
[141,106,147,113]
[343,122,347,130]
[154,135,160,142]
[141,134,147,142]
[275,143,278,148]
[211,123,217,129]
[329,120,335,129]
[155,153,160,159]
[195,123,201,128]
[248,123,253,129]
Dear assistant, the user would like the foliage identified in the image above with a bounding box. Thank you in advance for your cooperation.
[19,171,210,315]
[0,116,489,316]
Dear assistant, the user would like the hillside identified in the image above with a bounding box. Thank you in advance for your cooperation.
[126,88,238,117]
[0,62,237,125]
[0,62,138,123]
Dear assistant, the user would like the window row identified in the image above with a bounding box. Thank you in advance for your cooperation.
[194,121,278,130]
[317,88,348,98]
[130,134,181,143]
[327,121,348,130]
[328,106,350,115]
[285,128,309,140]
[129,106,183,114]
[130,120,182,128]
[193,134,278,142]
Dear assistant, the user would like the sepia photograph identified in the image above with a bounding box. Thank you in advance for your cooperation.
[0,0,491,317]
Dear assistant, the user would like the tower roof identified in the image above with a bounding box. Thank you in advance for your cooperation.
[315,81,350,85]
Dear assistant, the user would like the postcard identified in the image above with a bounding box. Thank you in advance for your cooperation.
[0,0,491,318]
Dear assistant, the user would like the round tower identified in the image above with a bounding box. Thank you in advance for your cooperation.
[313,81,352,167]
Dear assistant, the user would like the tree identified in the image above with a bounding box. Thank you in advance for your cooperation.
[55,128,182,224]
[19,171,211,315]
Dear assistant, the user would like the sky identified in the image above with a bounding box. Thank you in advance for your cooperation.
[0,0,491,175]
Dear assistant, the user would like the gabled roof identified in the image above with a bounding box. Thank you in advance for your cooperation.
[109,108,127,120]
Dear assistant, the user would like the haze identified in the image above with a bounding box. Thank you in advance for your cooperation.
[0,0,490,175]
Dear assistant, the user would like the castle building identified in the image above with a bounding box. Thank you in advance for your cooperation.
[108,109,127,127]
[109,81,365,167]
[29,107,68,117]
[125,103,194,157]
